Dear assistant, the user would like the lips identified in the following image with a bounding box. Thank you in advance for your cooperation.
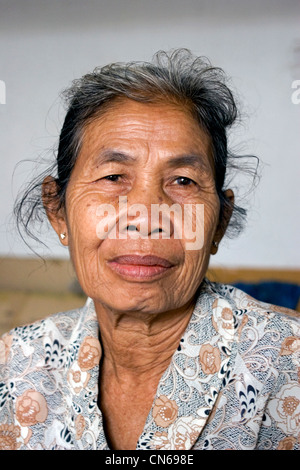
[110,255,173,267]
[107,254,174,279]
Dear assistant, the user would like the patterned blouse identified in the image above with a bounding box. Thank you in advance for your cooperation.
[0,279,299,450]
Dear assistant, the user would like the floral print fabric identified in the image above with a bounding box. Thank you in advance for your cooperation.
[0,280,299,450]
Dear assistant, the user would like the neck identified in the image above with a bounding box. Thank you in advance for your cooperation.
[94,299,195,383]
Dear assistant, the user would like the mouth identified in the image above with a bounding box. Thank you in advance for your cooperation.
[107,254,175,280]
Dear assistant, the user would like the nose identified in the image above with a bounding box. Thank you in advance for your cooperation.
[117,188,176,239]
[123,222,165,238]
[126,224,163,234]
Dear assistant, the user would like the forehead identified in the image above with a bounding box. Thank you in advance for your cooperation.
[79,98,213,164]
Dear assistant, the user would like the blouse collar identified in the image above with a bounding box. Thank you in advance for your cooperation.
[66,279,236,450]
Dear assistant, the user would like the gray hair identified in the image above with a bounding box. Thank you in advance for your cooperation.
[16,49,258,247]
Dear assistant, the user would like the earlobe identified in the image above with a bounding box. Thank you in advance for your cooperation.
[42,176,68,245]
[210,240,219,255]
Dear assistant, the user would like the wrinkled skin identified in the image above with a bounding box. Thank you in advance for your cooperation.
[47,99,231,317]
[45,99,233,449]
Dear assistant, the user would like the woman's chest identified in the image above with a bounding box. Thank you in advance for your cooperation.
[99,382,156,450]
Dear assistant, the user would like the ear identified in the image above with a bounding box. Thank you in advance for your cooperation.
[211,189,234,255]
[42,176,68,246]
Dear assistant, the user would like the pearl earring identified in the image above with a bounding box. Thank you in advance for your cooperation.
[60,233,66,240]
[212,241,218,248]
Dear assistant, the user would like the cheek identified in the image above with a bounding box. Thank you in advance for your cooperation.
[65,196,107,295]
[203,195,220,234]
[180,196,219,248]
[66,192,103,254]
[178,198,220,281]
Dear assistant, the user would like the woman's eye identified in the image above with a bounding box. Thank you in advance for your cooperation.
[174,176,195,186]
[103,174,122,182]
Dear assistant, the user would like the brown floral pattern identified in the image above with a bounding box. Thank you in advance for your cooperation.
[67,362,90,394]
[211,299,235,341]
[153,396,178,428]
[280,337,300,356]
[267,384,300,435]
[78,336,101,371]
[0,424,21,450]
[199,344,221,375]
[75,415,86,440]
[15,390,48,428]
[0,280,299,450]
[277,436,297,450]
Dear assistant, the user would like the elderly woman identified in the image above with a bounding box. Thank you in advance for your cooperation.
[0,50,299,451]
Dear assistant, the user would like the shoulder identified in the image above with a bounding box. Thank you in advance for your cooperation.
[198,281,299,448]
[0,301,101,449]
[203,279,299,366]
[0,306,87,379]
[204,279,299,326]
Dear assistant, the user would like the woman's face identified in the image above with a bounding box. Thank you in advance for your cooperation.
[54,99,224,315]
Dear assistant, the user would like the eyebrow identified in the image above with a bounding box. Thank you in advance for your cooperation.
[95,149,212,173]
[95,150,136,166]
[166,154,212,173]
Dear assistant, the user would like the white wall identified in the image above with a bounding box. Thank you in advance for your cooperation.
[0,0,299,268]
